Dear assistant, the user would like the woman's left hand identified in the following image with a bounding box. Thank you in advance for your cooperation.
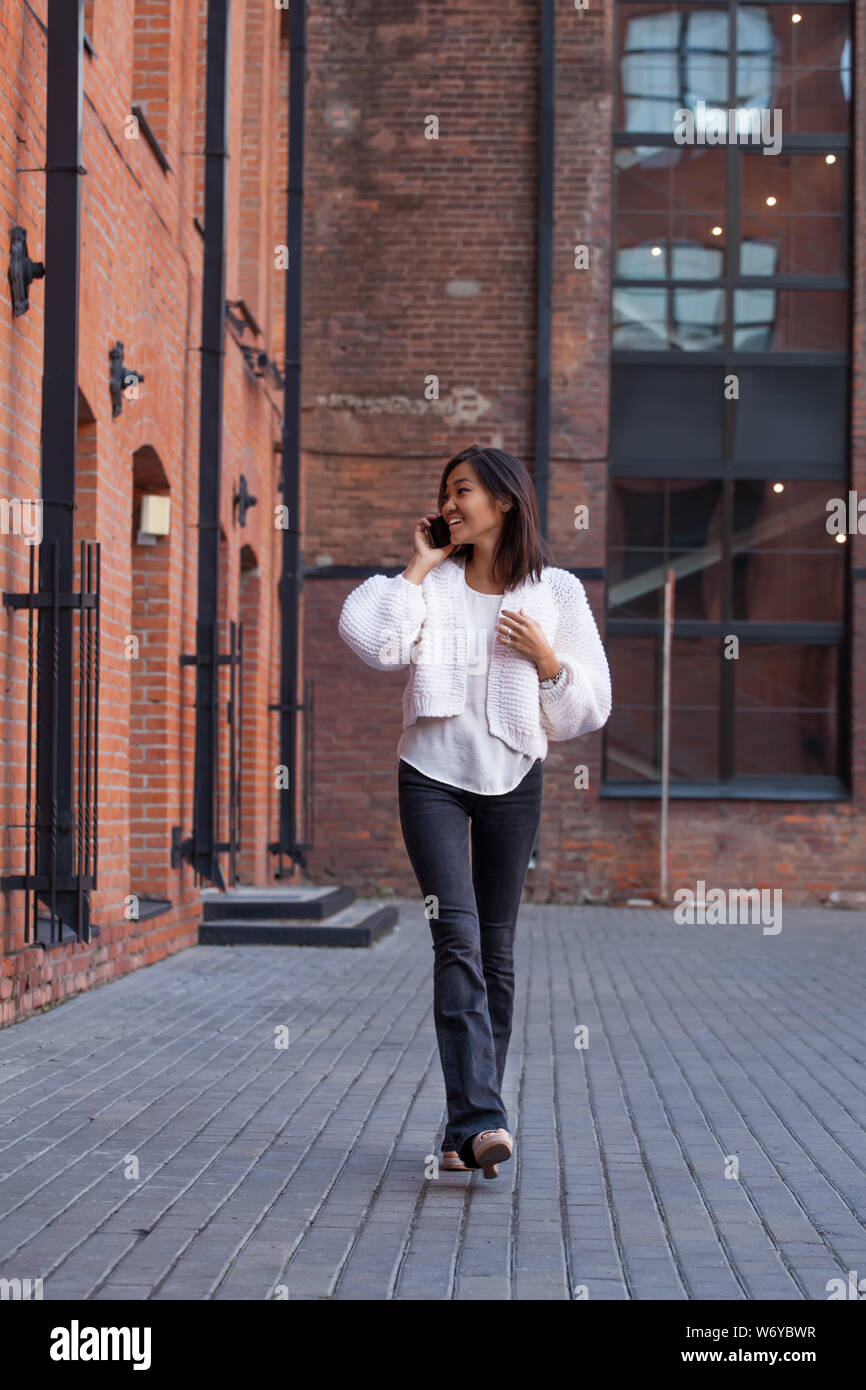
[496,608,558,676]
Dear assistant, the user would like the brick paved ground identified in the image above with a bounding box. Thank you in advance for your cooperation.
[1,903,865,1301]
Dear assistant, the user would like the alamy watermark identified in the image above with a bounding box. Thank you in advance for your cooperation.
[674,101,782,156]
[826,491,866,535]
[0,1275,43,1299]
[674,881,782,935]
[378,624,492,673]
[0,497,42,544]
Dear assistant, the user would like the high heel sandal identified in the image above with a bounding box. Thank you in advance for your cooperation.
[471,1128,512,1179]
[441,1149,500,1177]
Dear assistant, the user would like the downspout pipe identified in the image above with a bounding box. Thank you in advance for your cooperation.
[534,0,555,534]
[277,0,306,872]
[191,0,230,889]
[36,0,87,934]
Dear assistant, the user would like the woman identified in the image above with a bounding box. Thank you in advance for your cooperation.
[337,445,612,1179]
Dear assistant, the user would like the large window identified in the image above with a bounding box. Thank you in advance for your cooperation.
[605,1,851,798]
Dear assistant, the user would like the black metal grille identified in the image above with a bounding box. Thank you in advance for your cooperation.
[2,539,101,944]
[215,618,243,886]
[179,616,243,888]
[269,675,315,876]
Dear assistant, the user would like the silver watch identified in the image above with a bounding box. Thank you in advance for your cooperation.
[540,663,566,690]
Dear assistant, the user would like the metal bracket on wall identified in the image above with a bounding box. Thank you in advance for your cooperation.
[7,225,45,317]
[109,340,145,417]
[233,473,258,527]
[171,825,193,870]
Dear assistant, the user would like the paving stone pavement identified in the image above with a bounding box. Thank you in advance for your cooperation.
[0,902,865,1301]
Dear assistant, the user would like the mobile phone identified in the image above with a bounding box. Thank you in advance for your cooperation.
[426,514,452,548]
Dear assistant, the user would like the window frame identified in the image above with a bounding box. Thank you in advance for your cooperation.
[604,0,853,800]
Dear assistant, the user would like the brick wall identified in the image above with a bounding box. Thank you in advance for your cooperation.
[302,0,866,906]
[132,0,171,152]
[0,0,288,1025]
[2,1,864,1034]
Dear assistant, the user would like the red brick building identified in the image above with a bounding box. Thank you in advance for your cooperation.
[1,0,290,1024]
[314,0,865,907]
[2,0,864,1027]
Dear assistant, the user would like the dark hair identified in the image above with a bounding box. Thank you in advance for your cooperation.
[437,444,551,591]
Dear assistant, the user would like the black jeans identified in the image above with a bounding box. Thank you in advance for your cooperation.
[397,756,543,1169]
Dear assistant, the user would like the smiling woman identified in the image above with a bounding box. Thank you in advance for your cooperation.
[435,444,550,593]
[337,444,612,1178]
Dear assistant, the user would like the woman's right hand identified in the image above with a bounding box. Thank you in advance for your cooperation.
[411,513,456,571]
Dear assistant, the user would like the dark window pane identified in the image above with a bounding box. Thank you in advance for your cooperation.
[732,365,847,475]
[671,286,725,349]
[611,364,725,468]
[733,289,847,350]
[612,287,669,349]
[617,4,851,136]
[604,635,720,780]
[731,481,845,621]
[616,5,730,132]
[741,152,845,277]
[617,214,726,280]
[613,286,725,350]
[614,146,727,279]
[736,4,852,135]
[605,636,659,780]
[734,644,838,775]
[609,479,723,619]
[671,637,720,778]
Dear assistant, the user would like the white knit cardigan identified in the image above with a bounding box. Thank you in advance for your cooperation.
[337,554,612,761]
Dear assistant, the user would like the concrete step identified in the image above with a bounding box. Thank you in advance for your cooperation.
[198,900,398,947]
[200,884,355,921]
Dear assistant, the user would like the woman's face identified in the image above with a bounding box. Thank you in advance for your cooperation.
[441,458,507,544]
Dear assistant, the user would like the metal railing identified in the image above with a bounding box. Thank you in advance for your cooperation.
[2,539,101,944]
[269,675,315,877]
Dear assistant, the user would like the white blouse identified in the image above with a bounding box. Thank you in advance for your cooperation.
[396,571,537,794]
